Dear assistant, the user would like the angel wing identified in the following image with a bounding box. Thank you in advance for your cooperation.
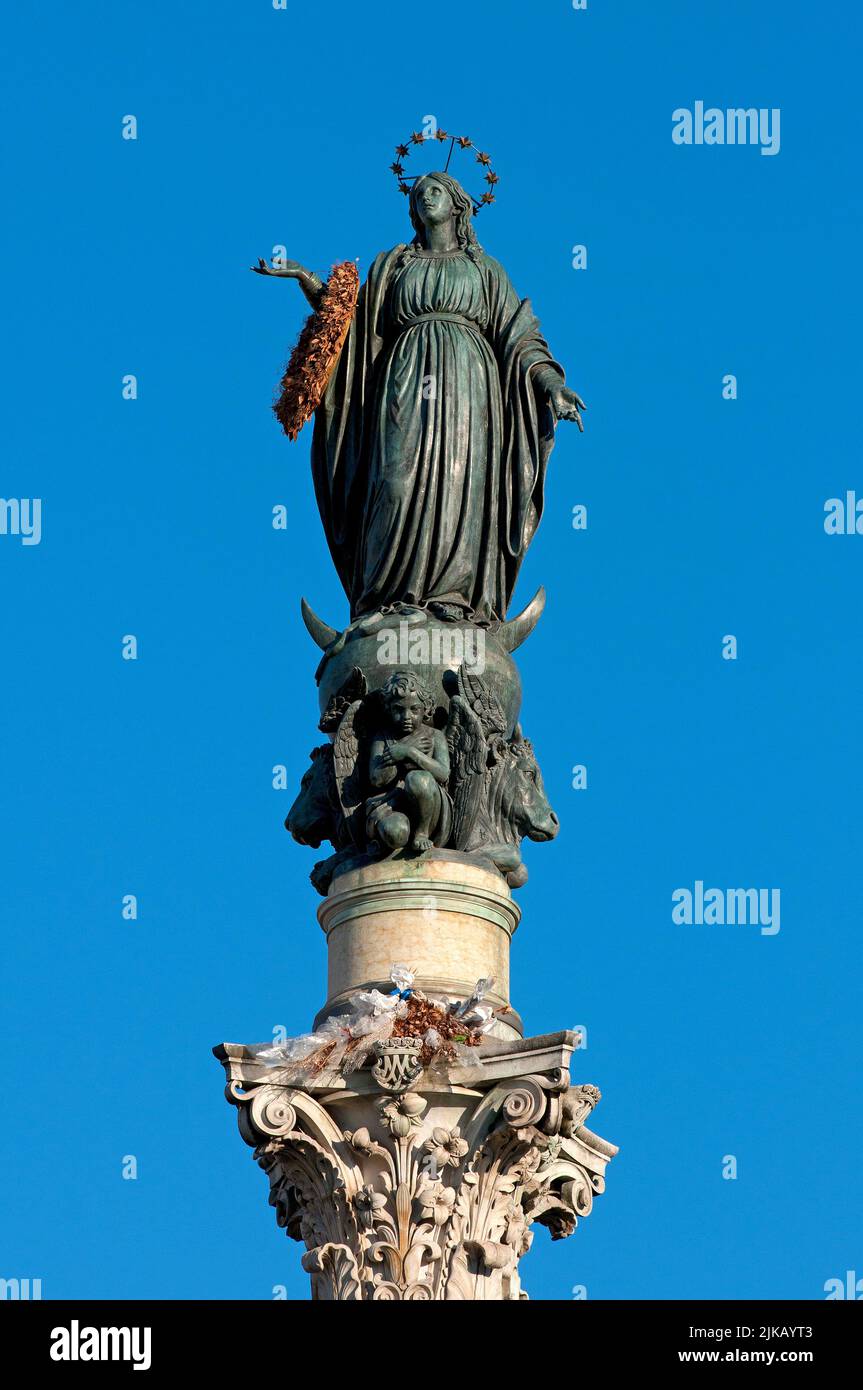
[456,665,508,738]
[445,691,488,852]
[333,699,367,847]
[319,666,368,733]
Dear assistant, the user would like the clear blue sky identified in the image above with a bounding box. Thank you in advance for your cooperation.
[1,0,860,1300]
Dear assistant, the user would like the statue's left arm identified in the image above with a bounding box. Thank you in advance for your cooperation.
[486,256,586,432]
[533,365,586,431]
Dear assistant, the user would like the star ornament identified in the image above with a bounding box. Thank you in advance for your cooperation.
[388,128,500,213]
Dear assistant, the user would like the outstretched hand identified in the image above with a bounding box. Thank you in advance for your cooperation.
[250,256,306,278]
[549,383,586,432]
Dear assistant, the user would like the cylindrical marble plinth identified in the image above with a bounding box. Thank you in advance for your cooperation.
[315,856,522,1038]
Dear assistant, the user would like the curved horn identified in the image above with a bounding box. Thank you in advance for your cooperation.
[301,597,338,651]
[499,586,546,653]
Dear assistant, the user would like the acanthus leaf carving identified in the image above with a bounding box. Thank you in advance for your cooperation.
[220,1046,616,1299]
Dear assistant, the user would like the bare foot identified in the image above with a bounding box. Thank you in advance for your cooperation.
[412,834,433,852]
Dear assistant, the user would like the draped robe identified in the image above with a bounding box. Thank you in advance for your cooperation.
[311,244,564,622]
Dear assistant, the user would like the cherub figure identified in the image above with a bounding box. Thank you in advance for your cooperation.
[365,671,452,853]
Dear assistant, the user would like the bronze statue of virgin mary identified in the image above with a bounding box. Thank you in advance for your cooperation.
[253,167,585,625]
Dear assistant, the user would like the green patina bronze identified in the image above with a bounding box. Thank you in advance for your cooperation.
[254,171,584,623]
[253,165,585,888]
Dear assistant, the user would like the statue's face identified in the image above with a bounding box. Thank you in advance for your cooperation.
[387,693,424,736]
[415,178,455,230]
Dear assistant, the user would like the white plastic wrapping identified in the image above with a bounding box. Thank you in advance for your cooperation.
[389,963,416,994]
[247,965,492,1085]
[248,965,412,1082]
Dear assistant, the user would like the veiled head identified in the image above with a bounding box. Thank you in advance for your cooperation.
[408,173,480,253]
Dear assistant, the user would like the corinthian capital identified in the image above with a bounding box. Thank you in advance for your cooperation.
[216,1030,617,1300]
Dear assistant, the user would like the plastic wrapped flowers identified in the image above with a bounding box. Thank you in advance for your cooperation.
[249,965,498,1086]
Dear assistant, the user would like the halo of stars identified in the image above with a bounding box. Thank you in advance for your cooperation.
[390,129,499,213]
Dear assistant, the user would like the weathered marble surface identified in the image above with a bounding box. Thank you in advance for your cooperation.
[215,1029,617,1300]
[317,856,521,1040]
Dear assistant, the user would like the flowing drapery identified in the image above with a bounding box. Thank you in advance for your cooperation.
[311,245,563,621]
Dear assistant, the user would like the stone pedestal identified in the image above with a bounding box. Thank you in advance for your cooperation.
[214,857,618,1301]
[315,857,522,1039]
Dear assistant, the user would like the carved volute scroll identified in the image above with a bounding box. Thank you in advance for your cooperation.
[221,1050,617,1301]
